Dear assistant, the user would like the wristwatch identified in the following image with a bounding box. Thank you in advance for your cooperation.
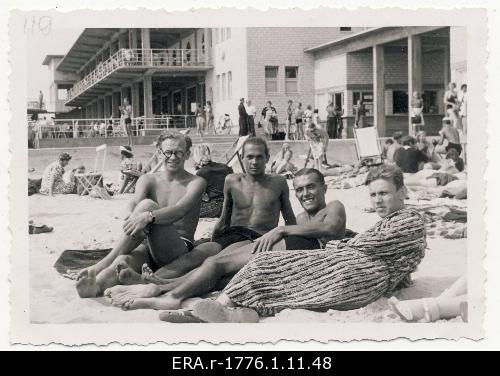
[148,211,156,224]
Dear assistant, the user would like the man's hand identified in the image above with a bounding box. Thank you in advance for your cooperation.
[123,212,151,237]
[252,227,284,253]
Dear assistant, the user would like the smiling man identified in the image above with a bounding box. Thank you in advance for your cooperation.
[75,131,206,298]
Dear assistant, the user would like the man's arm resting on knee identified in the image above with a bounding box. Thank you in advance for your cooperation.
[151,177,206,225]
[123,175,151,219]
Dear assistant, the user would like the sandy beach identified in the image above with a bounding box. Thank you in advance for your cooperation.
[28,168,466,324]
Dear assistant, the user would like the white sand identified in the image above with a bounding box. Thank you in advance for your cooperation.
[29,173,466,324]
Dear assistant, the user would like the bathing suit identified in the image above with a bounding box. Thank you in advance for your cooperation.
[212,226,262,249]
[445,142,462,155]
[283,236,322,250]
[145,236,194,272]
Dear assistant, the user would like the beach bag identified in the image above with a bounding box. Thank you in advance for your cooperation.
[411,115,422,124]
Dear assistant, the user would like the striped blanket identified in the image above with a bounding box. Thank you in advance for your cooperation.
[224,209,426,316]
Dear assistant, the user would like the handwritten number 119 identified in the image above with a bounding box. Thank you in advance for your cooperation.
[24,16,52,36]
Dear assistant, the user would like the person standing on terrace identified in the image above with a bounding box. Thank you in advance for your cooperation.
[120,98,133,146]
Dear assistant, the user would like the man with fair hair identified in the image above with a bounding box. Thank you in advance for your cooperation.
[75,131,206,298]
[185,165,427,323]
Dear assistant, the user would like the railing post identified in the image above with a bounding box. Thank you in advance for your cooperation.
[184,115,188,129]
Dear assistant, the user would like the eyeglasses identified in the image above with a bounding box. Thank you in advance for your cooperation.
[159,149,185,159]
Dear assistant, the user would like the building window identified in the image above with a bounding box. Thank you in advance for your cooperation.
[228,71,232,100]
[423,91,438,114]
[201,33,205,55]
[340,27,352,32]
[216,75,221,102]
[57,88,68,100]
[392,91,409,114]
[222,73,227,100]
[285,66,298,93]
[226,28,231,39]
[352,91,374,115]
[265,66,279,94]
[214,28,219,45]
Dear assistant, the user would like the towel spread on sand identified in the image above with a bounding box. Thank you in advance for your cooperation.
[53,249,111,275]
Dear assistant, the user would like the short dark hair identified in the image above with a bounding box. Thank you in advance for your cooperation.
[402,136,416,146]
[294,168,325,186]
[461,84,467,90]
[385,138,394,145]
[365,165,404,191]
[156,131,192,152]
[241,137,269,158]
[392,131,403,141]
[59,152,72,162]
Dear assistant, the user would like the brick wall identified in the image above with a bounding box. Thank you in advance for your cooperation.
[246,28,364,123]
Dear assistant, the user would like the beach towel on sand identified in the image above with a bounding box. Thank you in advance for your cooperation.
[53,249,111,275]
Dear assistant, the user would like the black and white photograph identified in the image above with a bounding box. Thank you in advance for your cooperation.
[6,6,490,345]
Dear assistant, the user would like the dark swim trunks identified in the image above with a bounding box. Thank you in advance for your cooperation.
[445,142,462,155]
[283,235,322,250]
[146,237,194,272]
[213,226,262,249]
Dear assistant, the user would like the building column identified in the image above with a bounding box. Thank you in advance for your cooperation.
[111,91,120,119]
[143,75,153,127]
[119,31,128,49]
[129,28,138,49]
[373,45,386,137]
[131,82,141,118]
[97,98,104,119]
[141,28,151,65]
[408,35,423,136]
[443,43,451,89]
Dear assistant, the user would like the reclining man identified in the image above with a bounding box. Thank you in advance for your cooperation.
[75,131,206,298]
[184,164,427,323]
[105,141,347,311]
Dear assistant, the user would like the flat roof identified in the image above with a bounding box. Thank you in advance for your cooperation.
[42,54,65,66]
[304,27,384,53]
[56,28,120,73]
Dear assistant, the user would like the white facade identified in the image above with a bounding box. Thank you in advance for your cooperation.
[206,28,248,124]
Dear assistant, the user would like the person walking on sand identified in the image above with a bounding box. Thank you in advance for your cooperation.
[74,131,206,298]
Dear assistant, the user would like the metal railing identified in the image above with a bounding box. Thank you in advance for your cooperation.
[67,48,207,101]
[27,100,45,111]
[30,115,197,141]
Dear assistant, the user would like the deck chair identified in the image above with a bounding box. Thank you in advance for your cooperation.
[75,144,107,198]
[121,150,164,194]
[353,127,383,166]
[225,135,249,173]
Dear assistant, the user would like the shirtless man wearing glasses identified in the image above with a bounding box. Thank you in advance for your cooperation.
[75,131,206,298]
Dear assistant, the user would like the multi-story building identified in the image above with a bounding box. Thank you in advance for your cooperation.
[46,26,465,139]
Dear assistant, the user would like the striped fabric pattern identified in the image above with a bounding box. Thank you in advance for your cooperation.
[224,209,426,316]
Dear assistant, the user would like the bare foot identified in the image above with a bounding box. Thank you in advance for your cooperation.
[104,284,161,306]
[122,294,183,311]
[141,264,177,285]
[116,261,144,285]
[76,269,99,298]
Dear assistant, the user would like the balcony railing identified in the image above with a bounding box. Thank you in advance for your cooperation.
[29,115,197,142]
[27,100,45,111]
[67,48,208,101]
